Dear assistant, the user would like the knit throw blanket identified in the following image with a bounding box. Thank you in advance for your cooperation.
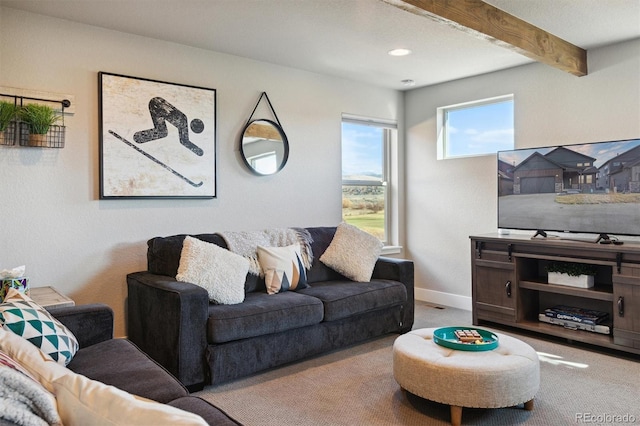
[216,228,313,275]
[0,365,62,426]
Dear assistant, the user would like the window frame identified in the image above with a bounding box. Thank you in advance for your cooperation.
[437,94,514,160]
[341,114,396,246]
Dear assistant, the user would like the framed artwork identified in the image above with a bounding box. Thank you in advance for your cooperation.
[99,72,216,198]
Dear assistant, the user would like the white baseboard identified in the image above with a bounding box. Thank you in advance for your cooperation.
[414,287,472,311]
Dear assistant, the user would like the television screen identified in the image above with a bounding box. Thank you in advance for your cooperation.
[498,138,640,238]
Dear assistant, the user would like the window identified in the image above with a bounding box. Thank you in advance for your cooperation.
[341,115,396,244]
[437,95,514,159]
[247,151,277,175]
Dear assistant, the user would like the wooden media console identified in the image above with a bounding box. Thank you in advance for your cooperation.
[470,234,640,355]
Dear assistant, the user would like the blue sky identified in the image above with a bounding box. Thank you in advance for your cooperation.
[342,122,383,178]
[447,99,514,157]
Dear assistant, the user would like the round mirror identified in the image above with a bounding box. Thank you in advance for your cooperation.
[240,119,289,175]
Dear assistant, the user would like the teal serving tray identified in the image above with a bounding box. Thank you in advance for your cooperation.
[433,327,499,351]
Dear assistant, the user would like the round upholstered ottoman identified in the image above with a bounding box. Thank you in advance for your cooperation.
[393,328,539,426]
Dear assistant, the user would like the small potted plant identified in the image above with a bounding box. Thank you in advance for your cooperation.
[19,103,61,147]
[0,100,19,145]
[546,261,596,288]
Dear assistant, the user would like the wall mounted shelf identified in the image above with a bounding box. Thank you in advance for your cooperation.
[0,92,71,148]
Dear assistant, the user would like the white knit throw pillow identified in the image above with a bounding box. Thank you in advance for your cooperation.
[176,236,248,304]
[320,223,383,282]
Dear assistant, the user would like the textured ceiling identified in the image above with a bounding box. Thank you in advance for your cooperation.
[1,0,639,90]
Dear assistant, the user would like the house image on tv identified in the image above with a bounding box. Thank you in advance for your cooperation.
[511,147,597,195]
[498,159,514,196]
[596,144,640,193]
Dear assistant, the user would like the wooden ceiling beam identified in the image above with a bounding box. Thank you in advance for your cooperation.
[244,122,281,140]
[381,0,587,76]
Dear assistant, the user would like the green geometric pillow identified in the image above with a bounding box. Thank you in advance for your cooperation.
[0,288,79,366]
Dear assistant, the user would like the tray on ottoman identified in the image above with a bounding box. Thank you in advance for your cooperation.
[433,327,499,351]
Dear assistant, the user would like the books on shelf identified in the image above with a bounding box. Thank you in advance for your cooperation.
[539,305,611,335]
[543,305,609,326]
[538,313,611,335]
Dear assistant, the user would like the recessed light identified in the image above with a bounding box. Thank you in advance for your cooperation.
[401,79,416,87]
[388,48,412,57]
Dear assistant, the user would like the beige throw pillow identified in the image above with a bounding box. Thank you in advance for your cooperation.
[320,222,383,282]
[176,236,248,304]
[0,326,71,394]
[53,372,208,426]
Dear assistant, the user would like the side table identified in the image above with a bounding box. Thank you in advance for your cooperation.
[29,286,75,309]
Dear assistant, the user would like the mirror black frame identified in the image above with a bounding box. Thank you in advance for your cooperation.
[240,118,289,176]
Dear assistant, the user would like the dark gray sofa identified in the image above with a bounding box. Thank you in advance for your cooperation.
[49,303,241,425]
[127,226,415,390]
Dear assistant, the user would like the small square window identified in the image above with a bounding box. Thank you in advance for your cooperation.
[437,95,514,159]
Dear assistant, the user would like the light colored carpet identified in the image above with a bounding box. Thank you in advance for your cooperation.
[195,301,640,425]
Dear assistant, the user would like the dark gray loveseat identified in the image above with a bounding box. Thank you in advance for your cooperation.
[49,303,241,425]
[126,226,414,390]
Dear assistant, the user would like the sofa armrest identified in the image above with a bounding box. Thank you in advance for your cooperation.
[126,271,210,390]
[372,257,414,333]
[48,304,114,348]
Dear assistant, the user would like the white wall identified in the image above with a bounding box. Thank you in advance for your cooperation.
[0,8,402,336]
[3,6,638,336]
[405,38,640,310]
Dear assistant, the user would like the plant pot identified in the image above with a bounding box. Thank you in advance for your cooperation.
[27,133,48,147]
[18,122,65,148]
[0,121,17,146]
[548,272,594,288]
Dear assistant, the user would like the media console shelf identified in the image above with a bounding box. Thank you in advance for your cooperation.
[470,234,640,355]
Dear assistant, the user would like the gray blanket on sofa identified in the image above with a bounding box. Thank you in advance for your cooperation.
[216,227,313,275]
[0,365,61,426]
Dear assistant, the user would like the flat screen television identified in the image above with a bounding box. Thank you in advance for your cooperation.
[498,138,640,240]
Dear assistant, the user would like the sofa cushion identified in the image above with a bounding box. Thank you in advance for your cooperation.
[257,244,309,294]
[177,236,248,305]
[319,222,383,282]
[0,326,70,394]
[206,291,324,344]
[297,279,406,322]
[0,288,79,366]
[67,338,188,404]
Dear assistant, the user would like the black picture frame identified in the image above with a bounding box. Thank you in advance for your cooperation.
[99,72,216,199]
